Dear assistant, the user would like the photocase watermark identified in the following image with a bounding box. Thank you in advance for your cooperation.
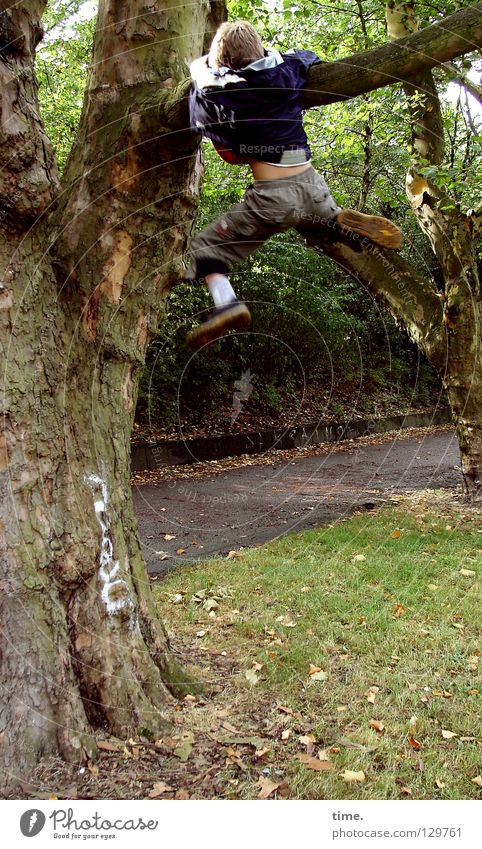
[19,807,159,839]
[20,810,46,837]
[230,369,255,427]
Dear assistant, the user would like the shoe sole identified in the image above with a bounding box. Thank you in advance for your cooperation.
[336,209,403,250]
[186,304,252,349]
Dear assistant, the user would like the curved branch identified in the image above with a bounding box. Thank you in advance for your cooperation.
[304,229,446,371]
[302,2,482,107]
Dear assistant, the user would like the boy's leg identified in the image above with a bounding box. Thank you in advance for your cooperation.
[336,210,402,249]
[184,192,286,349]
[288,168,402,250]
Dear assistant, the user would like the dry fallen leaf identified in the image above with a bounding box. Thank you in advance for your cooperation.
[164,534,176,541]
[441,729,457,740]
[370,719,385,734]
[364,686,379,705]
[310,670,327,682]
[173,732,194,762]
[225,747,243,767]
[400,785,412,796]
[298,734,316,746]
[175,789,190,800]
[149,781,173,798]
[281,729,292,741]
[337,737,377,753]
[391,529,401,539]
[170,593,183,604]
[341,770,366,784]
[471,775,482,787]
[255,747,270,760]
[352,554,367,562]
[97,741,120,752]
[176,547,186,555]
[393,603,405,618]
[435,779,446,789]
[408,736,422,750]
[297,753,332,771]
[245,668,259,686]
[309,664,323,675]
[257,775,285,799]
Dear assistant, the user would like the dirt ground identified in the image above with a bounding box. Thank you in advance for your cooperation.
[132,427,460,575]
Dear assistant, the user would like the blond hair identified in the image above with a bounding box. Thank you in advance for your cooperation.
[208,21,264,71]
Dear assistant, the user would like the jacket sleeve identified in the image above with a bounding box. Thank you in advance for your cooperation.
[190,55,218,89]
[284,48,323,72]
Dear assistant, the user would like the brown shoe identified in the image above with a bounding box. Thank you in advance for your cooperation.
[336,209,402,250]
[186,300,252,350]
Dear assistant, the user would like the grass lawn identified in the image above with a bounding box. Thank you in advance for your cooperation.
[156,490,481,800]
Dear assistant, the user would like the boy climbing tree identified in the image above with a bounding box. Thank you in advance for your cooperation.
[185,20,403,349]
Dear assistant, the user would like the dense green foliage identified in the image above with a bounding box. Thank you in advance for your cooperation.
[38,1,482,435]
[37,1,95,172]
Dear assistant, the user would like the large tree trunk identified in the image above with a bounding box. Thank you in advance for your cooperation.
[1,0,481,791]
[386,1,482,501]
[0,0,207,785]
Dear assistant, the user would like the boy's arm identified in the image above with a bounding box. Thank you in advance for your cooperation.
[284,48,323,72]
[189,57,250,165]
[190,55,217,89]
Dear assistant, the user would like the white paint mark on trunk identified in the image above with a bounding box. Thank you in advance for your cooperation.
[85,472,135,618]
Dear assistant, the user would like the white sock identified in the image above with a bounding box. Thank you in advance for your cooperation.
[206,274,237,308]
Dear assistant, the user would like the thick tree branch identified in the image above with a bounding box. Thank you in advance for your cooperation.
[159,3,482,134]
[305,230,446,370]
[52,0,207,355]
[0,1,59,229]
[303,2,482,108]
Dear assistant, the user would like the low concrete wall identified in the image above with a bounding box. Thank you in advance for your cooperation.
[131,408,452,472]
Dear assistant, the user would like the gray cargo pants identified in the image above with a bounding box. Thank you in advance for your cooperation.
[185,166,341,280]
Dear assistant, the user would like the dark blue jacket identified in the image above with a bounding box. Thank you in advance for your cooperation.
[189,49,321,165]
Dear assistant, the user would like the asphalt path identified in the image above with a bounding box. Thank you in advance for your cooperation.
[133,430,459,575]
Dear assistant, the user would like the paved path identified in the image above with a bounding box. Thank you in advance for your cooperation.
[133,430,459,575]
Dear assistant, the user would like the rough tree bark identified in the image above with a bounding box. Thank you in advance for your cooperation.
[0,0,208,785]
[0,0,480,787]
[384,0,481,499]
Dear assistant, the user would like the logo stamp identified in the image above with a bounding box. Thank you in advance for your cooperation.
[20,810,46,837]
